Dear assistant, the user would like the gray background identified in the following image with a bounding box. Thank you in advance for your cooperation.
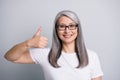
[0,0,120,80]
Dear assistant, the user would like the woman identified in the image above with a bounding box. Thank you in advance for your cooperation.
[4,10,103,80]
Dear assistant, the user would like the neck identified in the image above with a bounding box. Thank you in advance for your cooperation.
[62,42,75,53]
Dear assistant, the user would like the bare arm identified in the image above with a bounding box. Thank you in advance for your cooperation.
[92,76,103,80]
[4,40,34,64]
[4,28,48,64]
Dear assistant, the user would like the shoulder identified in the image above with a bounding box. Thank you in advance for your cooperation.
[29,48,50,64]
[87,49,97,55]
[30,48,50,52]
[86,49,99,60]
[29,48,50,55]
[87,49,104,78]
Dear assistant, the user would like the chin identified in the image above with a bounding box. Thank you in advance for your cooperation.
[62,40,75,44]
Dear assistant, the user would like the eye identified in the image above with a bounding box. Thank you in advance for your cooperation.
[69,24,75,28]
[59,25,65,28]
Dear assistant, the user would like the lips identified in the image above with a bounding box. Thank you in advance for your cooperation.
[63,34,72,38]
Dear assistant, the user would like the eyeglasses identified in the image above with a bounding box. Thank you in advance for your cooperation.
[57,24,78,30]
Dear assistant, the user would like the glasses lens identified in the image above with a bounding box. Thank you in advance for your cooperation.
[69,24,76,30]
[58,25,66,30]
[57,24,78,30]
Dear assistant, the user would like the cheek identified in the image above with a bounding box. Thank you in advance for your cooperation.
[57,30,62,38]
[74,33,78,39]
[57,32,63,38]
[73,30,78,37]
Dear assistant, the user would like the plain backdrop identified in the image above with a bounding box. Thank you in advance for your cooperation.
[0,0,120,80]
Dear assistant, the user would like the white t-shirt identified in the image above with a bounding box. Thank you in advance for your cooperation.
[30,48,103,80]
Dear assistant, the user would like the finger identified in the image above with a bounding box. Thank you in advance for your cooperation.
[41,40,48,45]
[38,41,48,48]
[40,36,48,41]
[34,27,42,36]
[39,38,48,45]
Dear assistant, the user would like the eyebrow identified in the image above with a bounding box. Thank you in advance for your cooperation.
[58,23,76,25]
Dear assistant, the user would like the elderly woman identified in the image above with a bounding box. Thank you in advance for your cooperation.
[4,10,103,80]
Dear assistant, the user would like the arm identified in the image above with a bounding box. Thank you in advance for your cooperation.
[4,28,48,64]
[4,40,33,63]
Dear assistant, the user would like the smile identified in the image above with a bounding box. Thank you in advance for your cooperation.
[63,34,72,38]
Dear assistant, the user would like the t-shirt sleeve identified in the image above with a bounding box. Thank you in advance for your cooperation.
[29,48,50,64]
[89,51,104,78]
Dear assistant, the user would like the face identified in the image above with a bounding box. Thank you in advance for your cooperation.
[57,16,78,44]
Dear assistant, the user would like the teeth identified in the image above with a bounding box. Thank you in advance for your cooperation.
[64,35,71,38]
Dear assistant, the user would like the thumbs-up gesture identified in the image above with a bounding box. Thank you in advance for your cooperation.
[27,28,48,48]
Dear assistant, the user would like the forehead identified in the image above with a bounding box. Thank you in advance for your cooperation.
[57,16,75,24]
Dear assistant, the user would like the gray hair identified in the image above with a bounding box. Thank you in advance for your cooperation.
[48,10,88,68]
[54,10,79,24]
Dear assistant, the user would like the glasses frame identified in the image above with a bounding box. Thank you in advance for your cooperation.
[57,24,78,31]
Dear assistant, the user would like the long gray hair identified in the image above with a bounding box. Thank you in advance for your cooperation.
[48,10,88,68]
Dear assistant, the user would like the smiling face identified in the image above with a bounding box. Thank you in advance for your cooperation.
[57,16,78,45]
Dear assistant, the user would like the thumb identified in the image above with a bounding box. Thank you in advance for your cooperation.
[34,27,42,36]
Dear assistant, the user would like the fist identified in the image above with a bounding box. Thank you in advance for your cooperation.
[27,28,48,48]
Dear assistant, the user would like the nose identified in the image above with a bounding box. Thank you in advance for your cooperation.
[64,27,70,33]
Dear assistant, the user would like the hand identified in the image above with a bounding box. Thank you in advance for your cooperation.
[27,27,48,48]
